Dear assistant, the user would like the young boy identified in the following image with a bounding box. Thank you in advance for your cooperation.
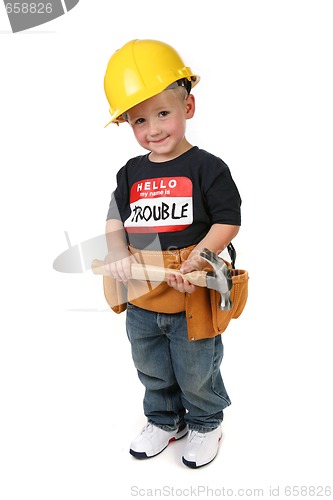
[103,39,241,468]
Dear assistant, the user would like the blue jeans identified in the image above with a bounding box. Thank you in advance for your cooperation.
[125,303,231,432]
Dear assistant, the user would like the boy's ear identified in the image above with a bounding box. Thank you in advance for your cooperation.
[185,94,195,119]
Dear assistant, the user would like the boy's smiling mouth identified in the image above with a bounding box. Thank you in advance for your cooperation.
[149,136,169,145]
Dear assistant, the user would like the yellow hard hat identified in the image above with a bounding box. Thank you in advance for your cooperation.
[104,39,200,126]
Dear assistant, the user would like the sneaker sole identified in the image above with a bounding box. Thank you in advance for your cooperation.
[182,455,216,469]
[130,423,188,459]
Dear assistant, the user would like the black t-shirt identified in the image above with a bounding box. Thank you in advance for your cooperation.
[106,146,241,250]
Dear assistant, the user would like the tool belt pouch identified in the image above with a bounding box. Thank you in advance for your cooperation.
[210,266,249,334]
[103,275,127,313]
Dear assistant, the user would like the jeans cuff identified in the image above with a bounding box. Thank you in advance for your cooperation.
[187,424,221,433]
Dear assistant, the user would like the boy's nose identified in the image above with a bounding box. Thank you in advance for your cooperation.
[147,119,162,136]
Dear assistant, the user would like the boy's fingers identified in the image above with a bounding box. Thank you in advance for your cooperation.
[105,255,136,281]
[183,280,196,294]
[167,274,196,294]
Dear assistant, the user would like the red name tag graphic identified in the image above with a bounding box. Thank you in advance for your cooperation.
[125,176,193,233]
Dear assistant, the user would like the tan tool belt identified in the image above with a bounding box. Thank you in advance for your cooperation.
[103,245,248,341]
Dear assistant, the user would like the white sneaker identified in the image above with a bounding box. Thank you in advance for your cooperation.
[182,426,222,468]
[130,422,188,459]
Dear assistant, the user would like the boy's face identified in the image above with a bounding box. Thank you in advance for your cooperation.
[126,89,195,162]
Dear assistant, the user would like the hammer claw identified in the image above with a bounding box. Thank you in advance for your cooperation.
[200,247,220,266]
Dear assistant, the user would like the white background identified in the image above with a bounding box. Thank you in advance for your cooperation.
[1,1,332,499]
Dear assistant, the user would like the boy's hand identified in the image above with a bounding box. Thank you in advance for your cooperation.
[167,248,213,294]
[167,256,200,294]
[104,252,136,282]
[167,273,196,294]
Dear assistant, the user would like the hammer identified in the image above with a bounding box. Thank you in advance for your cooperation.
[91,247,233,311]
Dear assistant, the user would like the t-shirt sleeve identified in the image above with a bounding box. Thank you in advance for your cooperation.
[106,191,121,221]
[106,165,130,222]
[203,163,242,226]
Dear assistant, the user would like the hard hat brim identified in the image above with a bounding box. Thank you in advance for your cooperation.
[104,75,200,127]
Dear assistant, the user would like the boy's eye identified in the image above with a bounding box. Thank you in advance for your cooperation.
[135,118,145,125]
[159,111,169,117]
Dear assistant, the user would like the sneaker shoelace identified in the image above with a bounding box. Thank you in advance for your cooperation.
[188,430,206,443]
[141,423,154,434]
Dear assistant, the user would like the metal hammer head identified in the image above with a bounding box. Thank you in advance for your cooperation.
[199,248,233,311]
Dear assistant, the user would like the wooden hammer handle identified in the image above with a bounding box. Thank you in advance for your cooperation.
[91,259,207,287]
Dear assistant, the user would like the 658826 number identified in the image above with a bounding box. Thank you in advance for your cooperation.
[284,485,332,496]
[5,3,53,14]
